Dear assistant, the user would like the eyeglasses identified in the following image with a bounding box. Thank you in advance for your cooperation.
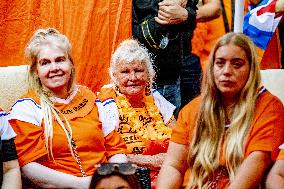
[95,163,138,176]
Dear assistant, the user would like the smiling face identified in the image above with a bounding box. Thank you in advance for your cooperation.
[114,59,148,98]
[213,43,250,100]
[36,45,73,98]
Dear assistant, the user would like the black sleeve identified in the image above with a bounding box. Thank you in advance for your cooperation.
[132,0,168,51]
[183,5,198,29]
[2,138,18,162]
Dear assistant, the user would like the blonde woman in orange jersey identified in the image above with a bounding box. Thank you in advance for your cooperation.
[157,33,284,189]
[8,28,127,188]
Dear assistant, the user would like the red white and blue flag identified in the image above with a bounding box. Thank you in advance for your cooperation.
[243,0,282,50]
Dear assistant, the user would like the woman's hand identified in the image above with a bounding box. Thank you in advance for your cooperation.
[155,0,188,25]
[171,0,188,7]
[228,151,272,189]
[159,0,188,7]
[127,153,165,169]
[156,142,188,189]
[179,0,188,7]
[266,159,284,189]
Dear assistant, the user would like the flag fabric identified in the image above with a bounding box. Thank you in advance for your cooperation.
[243,0,282,50]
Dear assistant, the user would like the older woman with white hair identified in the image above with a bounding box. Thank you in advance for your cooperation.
[96,39,176,186]
[8,28,127,189]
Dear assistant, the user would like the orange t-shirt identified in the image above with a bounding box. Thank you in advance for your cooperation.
[171,91,284,188]
[8,86,127,176]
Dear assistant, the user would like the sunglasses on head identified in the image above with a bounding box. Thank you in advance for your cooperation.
[95,163,138,176]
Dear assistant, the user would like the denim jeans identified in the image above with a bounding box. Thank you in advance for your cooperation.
[156,79,181,118]
[180,54,202,108]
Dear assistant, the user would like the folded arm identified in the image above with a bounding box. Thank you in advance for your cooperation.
[2,159,21,189]
[266,160,284,189]
[228,151,272,189]
[127,153,165,168]
[1,137,21,189]
[132,0,197,51]
[156,142,188,189]
[155,0,189,25]
[22,162,91,189]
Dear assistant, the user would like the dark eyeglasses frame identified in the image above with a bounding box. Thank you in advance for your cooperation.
[95,163,138,176]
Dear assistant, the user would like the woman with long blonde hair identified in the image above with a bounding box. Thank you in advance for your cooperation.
[157,32,284,189]
[8,28,127,188]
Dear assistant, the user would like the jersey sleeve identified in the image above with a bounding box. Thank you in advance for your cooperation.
[0,109,16,140]
[9,119,48,166]
[104,130,128,158]
[170,97,200,145]
[8,98,47,166]
[245,95,284,161]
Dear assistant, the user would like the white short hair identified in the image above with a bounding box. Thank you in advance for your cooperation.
[109,39,155,86]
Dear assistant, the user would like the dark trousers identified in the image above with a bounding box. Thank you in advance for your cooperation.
[180,53,202,108]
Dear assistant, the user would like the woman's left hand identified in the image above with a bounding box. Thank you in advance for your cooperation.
[127,153,166,169]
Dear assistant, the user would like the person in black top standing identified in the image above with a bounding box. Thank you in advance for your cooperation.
[132,0,200,117]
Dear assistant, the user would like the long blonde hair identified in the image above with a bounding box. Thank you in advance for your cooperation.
[25,28,76,159]
[187,33,261,188]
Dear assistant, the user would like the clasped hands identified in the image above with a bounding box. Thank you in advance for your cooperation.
[155,0,189,25]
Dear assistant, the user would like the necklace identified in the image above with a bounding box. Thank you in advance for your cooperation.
[115,90,172,141]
